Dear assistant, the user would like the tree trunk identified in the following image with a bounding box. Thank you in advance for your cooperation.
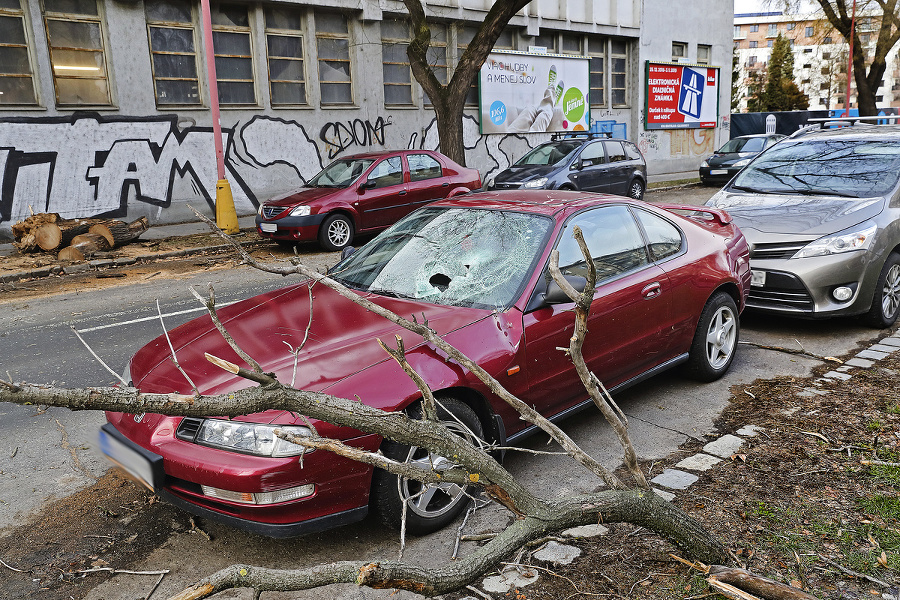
[57,246,86,262]
[67,232,112,257]
[89,217,150,248]
[12,212,59,241]
[14,216,106,253]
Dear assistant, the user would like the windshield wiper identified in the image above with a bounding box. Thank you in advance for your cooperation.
[730,184,768,194]
[791,188,858,198]
[366,287,416,300]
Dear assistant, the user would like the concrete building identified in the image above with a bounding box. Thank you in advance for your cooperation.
[0,0,732,237]
[734,10,900,113]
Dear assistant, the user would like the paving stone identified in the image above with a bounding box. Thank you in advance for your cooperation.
[563,524,609,538]
[482,569,540,593]
[533,541,582,565]
[836,366,853,372]
[736,424,764,437]
[703,434,745,458]
[650,469,698,490]
[877,337,900,347]
[676,453,722,471]
[846,357,875,368]
[858,349,889,360]
[653,488,676,502]
[823,370,852,381]
[870,344,897,353]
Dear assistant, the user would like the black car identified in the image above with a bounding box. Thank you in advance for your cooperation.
[699,133,786,186]
[485,133,648,199]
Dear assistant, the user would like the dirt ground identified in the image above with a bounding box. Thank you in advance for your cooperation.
[0,232,898,600]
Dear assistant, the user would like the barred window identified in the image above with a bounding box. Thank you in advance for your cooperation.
[265,6,305,105]
[43,0,111,105]
[211,3,255,105]
[0,0,38,105]
[316,12,352,105]
[611,39,627,106]
[145,0,200,106]
[587,36,605,106]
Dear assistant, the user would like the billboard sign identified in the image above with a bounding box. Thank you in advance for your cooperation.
[480,51,590,134]
[645,62,719,129]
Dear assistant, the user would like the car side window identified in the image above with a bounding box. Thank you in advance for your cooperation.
[604,141,627,162]
[623,141,643,161]
[408,153,443,181]
[577,142,605,168]
[368,157,404,188]
[556,205,649,284]
[633,208,684,261]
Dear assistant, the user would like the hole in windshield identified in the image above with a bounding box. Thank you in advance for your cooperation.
[330,207,554,310]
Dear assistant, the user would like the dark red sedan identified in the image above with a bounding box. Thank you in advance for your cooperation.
[101,191,750,538]
[255,149,481,251]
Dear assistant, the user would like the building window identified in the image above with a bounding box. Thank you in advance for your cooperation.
[423,23,447,106]
[459,26,514,106]
[381,19,411,106]
[767,39,773,48]
[820,82,829,90]
[697,44,711,64]
[587,36,605,106]
[316,12,352,105]
[265,6,305,105]
[822,52,831,60]
[750,24,759,33]
[749,40,757,48]
[786,22,795,30]
[671,41,687,61]
[733,25,741,37]
[145,0,201,106]
[805,26,814,37]
[767,23,777,36]
[211,4,255,105]
[533,33,556,53]
[43,0,111,105]
[0,0,38,105]
[748,55,757,66]
[611,39,627,106]
[561,34,581,55]
[823,36,832,44]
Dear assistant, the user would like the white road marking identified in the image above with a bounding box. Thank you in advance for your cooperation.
[74,301,238,334]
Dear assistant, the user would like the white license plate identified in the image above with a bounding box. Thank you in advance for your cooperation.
[751,269,766,288]
[98,429,156,491]
[260,223,277,233]
[709,169,728,175]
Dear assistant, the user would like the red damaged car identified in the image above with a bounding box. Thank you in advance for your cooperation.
[255,149,481,251]
[101,191,750,538]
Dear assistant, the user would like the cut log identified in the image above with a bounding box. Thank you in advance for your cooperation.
[708,566,820,600]
[13,233,38,253]
[68,232,112,257]
[89,216,150,248]
[12,213,59,242]
[34,223,63,252]
[57,246,86,262]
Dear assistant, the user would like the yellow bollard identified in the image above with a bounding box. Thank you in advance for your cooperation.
[215,178,240,235]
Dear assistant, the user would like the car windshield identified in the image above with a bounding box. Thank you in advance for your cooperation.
[330,207,553,310]
[718,137,766,153]
[308,158,375,188]
[514,142,581,167]
[731,139,900,198]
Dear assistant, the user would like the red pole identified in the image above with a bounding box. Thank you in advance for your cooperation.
[844,0,857,117]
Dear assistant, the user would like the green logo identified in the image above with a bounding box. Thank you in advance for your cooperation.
[562,87,585,123]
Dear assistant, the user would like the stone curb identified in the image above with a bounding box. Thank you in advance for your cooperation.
[0,240,274,284]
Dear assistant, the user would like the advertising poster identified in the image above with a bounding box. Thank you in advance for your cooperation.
[645,62,719,130]
[480,51,590,134]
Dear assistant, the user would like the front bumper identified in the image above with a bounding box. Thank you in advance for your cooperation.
[256,213,326,242]
[699,166,738,184]
[746,250,874,318]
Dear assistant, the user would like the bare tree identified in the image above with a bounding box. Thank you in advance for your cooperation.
[0,221,817,600]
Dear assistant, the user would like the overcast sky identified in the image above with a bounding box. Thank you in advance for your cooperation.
[734,0,818,13]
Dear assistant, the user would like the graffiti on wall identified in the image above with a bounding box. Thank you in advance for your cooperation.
[668,128,715,157]
[320,117,393,159]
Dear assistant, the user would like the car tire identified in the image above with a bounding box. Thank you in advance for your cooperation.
[862,251,900,329]
[372,397,484,535]
[318,214,354,251]
[683,291,739,382]
[628,179,645,200]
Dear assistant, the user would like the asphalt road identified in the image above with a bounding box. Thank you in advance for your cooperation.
[0,184,888,600]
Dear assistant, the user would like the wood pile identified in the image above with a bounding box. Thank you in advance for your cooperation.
[12,213,150,261]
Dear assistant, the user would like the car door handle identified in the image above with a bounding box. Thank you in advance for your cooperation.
[641,282,662,299]
[442,182,449,187]
[398,190,407,195]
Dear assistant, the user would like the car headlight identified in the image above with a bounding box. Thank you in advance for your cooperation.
[257,204,264,216]
[196,419,312,457]
[793,224,877,259]
[290,205,311,217]
[486,178,495,189]
[700,159,709,168]
[524,177,548,189]
[732,158,752,168]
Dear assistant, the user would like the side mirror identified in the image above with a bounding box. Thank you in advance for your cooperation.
[543,275,588,305]
[340,246,356,261]
[359,179,377,192]
[572,159,584,171]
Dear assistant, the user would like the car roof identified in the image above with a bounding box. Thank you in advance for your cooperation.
[430,190,633,217]
[793,123,900,141]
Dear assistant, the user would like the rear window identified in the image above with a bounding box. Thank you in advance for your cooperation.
[731,139,900,197]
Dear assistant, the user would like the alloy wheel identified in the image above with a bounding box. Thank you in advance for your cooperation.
[705,305,737,370]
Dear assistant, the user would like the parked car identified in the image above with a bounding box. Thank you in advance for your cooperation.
[699,133,786,186]
[484,133,647,199]
[255,149,481,251]
[101,190,750,538]
[706,123,900,327]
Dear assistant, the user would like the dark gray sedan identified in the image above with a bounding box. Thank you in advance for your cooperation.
[699,133,786,186]
[706,124,900,328]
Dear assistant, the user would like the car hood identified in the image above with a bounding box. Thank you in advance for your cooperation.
[707,189,885,237]
[264,187,343,207]
[129,281,492,416]
[493,165,556,184]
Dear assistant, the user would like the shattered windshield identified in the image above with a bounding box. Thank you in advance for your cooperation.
[731,139,900,197]
[514,142,581,167]
[308,158,374,188]
[331,207,553,310]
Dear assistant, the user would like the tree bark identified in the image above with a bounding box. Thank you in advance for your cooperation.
[67,232,112,257]
[708,566,820,599]
[89,217,150,248]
